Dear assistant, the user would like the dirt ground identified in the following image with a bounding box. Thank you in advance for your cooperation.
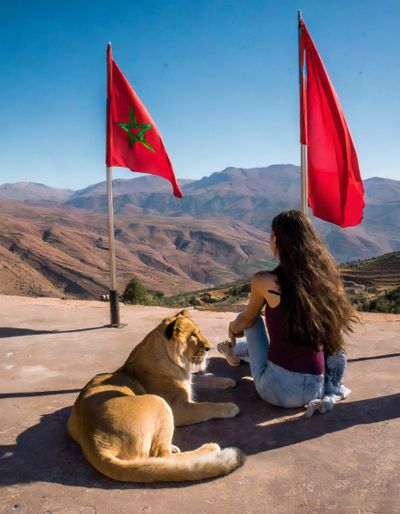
[0,295,399,514]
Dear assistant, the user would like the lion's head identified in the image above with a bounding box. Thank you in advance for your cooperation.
[163,309,211,371]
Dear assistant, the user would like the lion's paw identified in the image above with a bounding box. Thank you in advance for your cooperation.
[218,377,237,389]
[221,402,240,418]
[170,444,181,453]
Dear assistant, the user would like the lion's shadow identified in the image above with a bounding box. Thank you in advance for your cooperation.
[0,357,399,489]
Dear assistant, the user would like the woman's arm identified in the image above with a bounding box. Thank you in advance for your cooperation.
[229,273,267,343]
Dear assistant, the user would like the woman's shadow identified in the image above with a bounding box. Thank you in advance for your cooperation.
[0,357,398,489]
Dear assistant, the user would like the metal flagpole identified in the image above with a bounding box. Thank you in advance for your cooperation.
[298,10,308,216]
[106,42,121,327]
[106,166,120,326]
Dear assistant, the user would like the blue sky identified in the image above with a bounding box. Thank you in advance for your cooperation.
[0,0,399,190]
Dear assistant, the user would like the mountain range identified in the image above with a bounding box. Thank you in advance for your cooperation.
[0,165,399,299]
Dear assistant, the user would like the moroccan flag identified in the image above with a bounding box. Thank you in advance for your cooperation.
[106,44,182,198]
[299,19,364,227]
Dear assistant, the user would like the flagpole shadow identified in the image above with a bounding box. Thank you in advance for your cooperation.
[0,325,109,339]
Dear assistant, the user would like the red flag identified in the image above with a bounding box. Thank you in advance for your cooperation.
[299,20,364,227]
[106,44,182,198]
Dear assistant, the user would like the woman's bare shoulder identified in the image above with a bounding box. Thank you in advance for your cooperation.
[253,270,279,285]
[253,271,281,307]
[253,271,280,292]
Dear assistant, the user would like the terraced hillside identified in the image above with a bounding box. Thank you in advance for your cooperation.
[163,252,400,312]
[340,252,400,290]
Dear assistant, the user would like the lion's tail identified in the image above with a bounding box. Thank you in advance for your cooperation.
[82,441,244,483]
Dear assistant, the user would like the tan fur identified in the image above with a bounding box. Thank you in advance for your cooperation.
[67,309,243,482]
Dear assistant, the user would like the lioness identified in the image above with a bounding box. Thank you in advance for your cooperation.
[67,309,243,482]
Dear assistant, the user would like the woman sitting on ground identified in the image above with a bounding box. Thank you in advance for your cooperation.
[218,210,357,415]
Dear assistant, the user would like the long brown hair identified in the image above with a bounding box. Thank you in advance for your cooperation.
[271,210,357,355]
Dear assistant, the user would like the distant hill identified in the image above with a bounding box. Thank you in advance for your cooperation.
[363,177,400,204]
[0,182,73,203]
[2,165,397,263]
[66,165,300,222]
[0,165,399,300]
[73,175,194,197]
[0,198,271,299]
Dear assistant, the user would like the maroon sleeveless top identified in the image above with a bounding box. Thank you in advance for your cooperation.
[265,302,325,375]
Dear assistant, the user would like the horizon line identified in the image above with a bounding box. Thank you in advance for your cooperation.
[0,165,397,192]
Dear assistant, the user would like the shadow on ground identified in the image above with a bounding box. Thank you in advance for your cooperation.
[0,326,109,338]
[1,357,399,489]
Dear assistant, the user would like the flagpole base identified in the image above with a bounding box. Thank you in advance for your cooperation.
[109,289,125,328]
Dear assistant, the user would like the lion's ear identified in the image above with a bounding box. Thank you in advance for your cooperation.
[178,309,190,317]
[164,318,178,339]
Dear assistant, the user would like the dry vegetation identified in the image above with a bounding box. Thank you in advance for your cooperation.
[148,253,400,313]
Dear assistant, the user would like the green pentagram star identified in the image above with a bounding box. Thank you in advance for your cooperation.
[116,106,155,153]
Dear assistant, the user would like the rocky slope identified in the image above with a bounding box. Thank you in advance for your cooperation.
[0,198,271,299]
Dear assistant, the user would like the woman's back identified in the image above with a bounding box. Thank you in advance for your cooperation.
[269,211,356,357]
[263,270,324,375]
[265,301,325,375]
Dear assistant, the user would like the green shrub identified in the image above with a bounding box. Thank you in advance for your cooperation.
[361,286,400,313]
[122,277,149,305]
[229,282,251,296]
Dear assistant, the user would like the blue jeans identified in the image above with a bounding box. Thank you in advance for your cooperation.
[233,316,346,408]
